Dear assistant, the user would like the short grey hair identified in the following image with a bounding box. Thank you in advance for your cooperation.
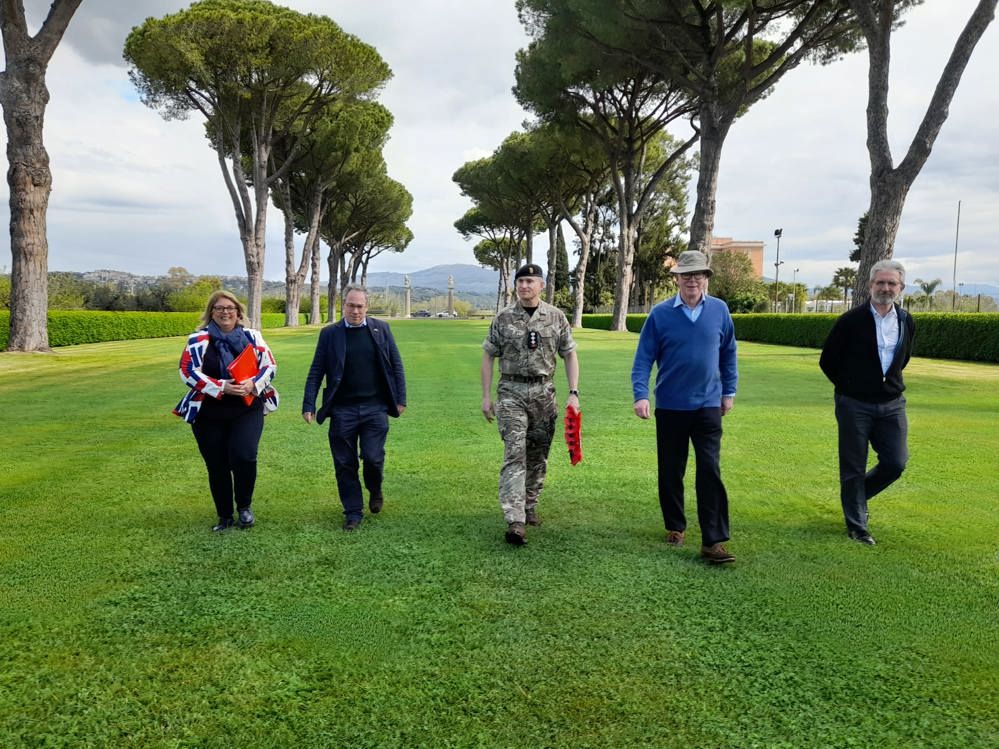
[869,259,905,284]
[342,284,369,300]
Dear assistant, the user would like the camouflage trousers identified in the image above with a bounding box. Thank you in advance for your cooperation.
[494,379,558,523]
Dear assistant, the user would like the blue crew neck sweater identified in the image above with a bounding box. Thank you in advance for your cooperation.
[631,294,738,410]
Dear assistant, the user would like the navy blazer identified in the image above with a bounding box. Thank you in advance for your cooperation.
[302,317,407,423]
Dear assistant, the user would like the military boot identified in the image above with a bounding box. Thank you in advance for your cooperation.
[504,521,527,546]
[525,508,541,526]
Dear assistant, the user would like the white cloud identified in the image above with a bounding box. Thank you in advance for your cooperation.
[2,0,997,290]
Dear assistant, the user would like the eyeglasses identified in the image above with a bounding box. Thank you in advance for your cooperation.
[679,272,706,280]
[213,305,238,313]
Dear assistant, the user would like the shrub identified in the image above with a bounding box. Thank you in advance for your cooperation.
[580,314,612,331]
[260,297,286,313]
[913,313,999,362]
[579,314,655,333]
[731,314,838,348]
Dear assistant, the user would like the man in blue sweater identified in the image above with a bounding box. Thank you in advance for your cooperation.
[632,251,739,564]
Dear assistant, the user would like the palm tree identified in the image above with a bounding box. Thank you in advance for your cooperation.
[832,267,857,304]
[914,278,942,310]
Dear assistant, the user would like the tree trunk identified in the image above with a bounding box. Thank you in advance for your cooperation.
[308,237,322,325]
[244,251,264,330]
[849,0,997,306]
[571,231,593,329]
[326,244,342,323]
[854,176,908,303]
[347,250,362,284]
[556,222,569,290]
[3,62,51,351]
[559,193,597,328]
[610,212,637,331]
[687,111,731,255]
[1,0,83,351]
[544,217,557,303]
[279,181,300,327]
[282,183,322,327]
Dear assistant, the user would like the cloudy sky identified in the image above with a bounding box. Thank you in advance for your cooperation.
[2,0,997,292]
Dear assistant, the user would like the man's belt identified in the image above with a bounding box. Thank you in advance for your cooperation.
[500,373,549,384]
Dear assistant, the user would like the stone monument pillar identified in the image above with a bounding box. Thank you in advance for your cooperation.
[447,274,455,317]
[404,275,412,318]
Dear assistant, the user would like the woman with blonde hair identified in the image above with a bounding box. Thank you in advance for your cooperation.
[174,291,279,531]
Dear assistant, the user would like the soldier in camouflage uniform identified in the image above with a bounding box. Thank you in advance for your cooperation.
[481,264,579,545]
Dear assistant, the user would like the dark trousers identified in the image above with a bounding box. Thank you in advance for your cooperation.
[655,407,729,546]
[192,408,264,520]
[328,403,389,520]
[834,394,908,534]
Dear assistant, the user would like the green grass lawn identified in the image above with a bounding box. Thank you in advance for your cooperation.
[1,321,997,748]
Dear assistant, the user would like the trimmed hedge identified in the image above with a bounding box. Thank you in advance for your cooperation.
[910,313,999,363]
[733,312,999,362]
[1,311,302,350]
[580,314,647,333]
[581,311,999,363]
[731,313,837,348]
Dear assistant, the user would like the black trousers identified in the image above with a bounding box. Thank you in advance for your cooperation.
[328,403,389,521]
[834,393,908,534]
[192,408,264,519]
[655,407,729,546]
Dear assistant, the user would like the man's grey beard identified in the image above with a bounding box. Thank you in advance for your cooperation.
[872,290,901,306]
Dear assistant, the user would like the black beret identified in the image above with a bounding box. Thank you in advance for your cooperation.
[515,263,544,280]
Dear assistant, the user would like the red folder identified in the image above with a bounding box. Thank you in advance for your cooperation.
[564,405,583,466]
[226,345,259,406]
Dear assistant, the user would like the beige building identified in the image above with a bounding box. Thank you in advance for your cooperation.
[708,236,765,279]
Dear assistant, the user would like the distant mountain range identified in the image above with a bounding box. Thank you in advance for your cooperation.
[365,264,499,294]
[955,282,999,302]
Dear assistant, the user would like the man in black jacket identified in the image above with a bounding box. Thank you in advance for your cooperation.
[303,285,407,531]
[820,260,915,546]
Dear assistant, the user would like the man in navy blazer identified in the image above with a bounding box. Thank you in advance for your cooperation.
[303,285,407,530]
[820,260,915,547]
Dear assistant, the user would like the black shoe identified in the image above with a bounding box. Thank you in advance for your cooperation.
[237,508,255,528]
[212,517,234,533]
[343,517,362,532]
[848,529,877,546]
[369,494,384,514]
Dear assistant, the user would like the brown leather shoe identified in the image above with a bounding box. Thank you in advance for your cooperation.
[525,508,541,526]
[665,530,685,547]
[504,521,527,545]
[369,494,384,514]
[342,517,362,532]
[700,543,735,564]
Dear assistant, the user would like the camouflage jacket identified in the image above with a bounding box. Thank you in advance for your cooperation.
[483,301,576,379]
